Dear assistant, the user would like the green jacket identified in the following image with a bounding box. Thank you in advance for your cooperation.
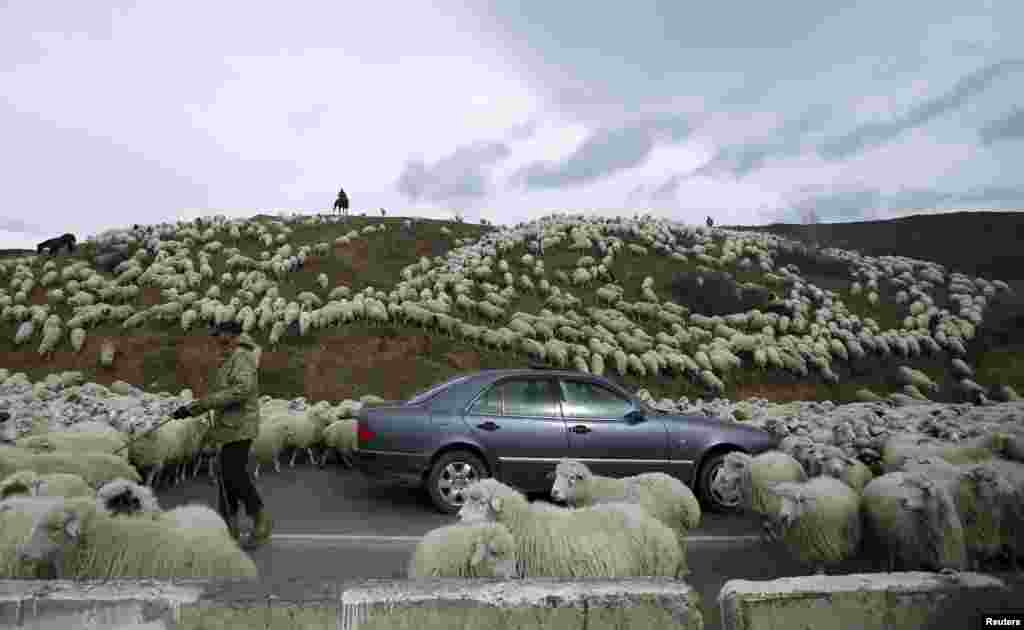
[190,333,262,448]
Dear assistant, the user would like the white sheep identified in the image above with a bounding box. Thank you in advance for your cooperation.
[763,475,862,574]
[459,478,685,578]
[895,366,939,393]
[0,471,93,500]
[881,433,998,473]
[407,521,518,579]
[0,445,142,489]
[252,417,290,477]
[99,340,116,367]
[321,419,357,468]
[16,497,258,580]
[125,415,207,488]
[158,502,230,539]
[711,450,807,539]
[861,471,967,572]
[549,459,701,551]
[16,430,127,455]
[903,459,1019,570]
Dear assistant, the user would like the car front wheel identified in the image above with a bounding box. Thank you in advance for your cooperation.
[425,450,488,514]
[696,451,743,514]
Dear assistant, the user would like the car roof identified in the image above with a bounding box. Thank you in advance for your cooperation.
[425,368,638,410]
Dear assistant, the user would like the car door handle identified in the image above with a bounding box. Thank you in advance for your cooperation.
[570,425,591,434]
[476,421,500,431]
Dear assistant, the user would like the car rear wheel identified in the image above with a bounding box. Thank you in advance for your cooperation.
[425,450,488,514]
[696,451,743,514]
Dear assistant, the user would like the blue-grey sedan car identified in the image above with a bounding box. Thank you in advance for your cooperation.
[353,368,778,514]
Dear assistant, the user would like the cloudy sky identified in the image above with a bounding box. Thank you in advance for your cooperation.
[2,1,1022,248]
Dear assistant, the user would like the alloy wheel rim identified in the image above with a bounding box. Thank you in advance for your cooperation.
[709,463,741,508]
[437,461,479,507]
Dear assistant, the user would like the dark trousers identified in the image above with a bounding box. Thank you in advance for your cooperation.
[217,439,264,518]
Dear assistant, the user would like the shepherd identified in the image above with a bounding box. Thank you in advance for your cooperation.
[333,187,350,217]
[706,216,714,228]
[171,320,272,548]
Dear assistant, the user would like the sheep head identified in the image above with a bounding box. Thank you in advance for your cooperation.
[469,532,517,578]
[549,459,591,502]
[18,502,90,564]
[766,481,810,531]
[459,478,517,523]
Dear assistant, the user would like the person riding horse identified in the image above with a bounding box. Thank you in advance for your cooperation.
[333,188,349,216]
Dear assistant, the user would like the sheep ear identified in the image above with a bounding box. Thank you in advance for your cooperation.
[64,514,82,539]
[489,496,503,513]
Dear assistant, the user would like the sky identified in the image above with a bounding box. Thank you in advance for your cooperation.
[2,1,1022,248]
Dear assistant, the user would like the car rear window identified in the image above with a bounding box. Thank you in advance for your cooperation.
[407,374,474,405]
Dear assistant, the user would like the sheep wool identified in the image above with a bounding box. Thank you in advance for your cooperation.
[550,459,701,550]
[882,433,997,473]
[715,450,808,517]
[861,471,967,572]
[408,521,518,579]
[459,478,683,579]
[0,445,141,489]
[766,476,862,574]
[17,498,258,580]
[16,430,127,455]
[321,419,357,468]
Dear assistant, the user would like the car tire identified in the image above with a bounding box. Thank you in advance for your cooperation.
[696,451,743,514]
[425,450,489,515]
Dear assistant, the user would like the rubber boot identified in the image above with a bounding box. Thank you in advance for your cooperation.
[224,513,241,542]
[249,509,273,547]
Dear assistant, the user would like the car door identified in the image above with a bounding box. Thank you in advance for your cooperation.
[558,377,671,478]
[464,377,569,491]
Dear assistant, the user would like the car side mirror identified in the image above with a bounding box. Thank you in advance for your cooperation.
[624,409,645,424]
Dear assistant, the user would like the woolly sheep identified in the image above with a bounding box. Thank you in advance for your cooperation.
[0,445,141,489]
[820,453,875,493]
[896,366,939,393]
[95,478,162,517]
[252,418,289,477]
[711,450,807,539]
[459,478,684,578]
[861,471,967,571]
[549,459,701,551]
[764,476,862,574]
[16,497,258,580]
[407,521,518,579]
[0,471,93,500]
[902,460,1017,570]
[882,433,997,473]
[99,340,116,367]
[0,496,96,579]
[126,415,207,488]
[321,419,357,468]
[16,430,127,455]
[158,502,230,538]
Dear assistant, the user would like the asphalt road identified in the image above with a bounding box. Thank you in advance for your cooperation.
[154,462,1015,630]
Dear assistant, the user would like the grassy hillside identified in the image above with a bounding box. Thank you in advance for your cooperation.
[1,211,1022,406]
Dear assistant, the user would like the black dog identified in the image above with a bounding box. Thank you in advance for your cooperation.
[36,233,76,255]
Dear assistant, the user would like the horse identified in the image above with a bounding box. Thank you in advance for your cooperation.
[36,233,76,255]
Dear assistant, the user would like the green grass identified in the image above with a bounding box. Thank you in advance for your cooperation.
[2,211,1023,405]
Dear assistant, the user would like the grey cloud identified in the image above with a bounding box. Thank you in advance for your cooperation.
[776,184,1024,225]
[818,59,1024,160]
[979,107,1024,145]
[395,141,511,203]
[508,116,691,191]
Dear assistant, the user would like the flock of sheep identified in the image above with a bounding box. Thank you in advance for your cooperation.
[0,207,1021,583]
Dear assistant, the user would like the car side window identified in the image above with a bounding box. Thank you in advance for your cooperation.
[500,379,560,417]
[559,380,633,419]
[468,384,501,415]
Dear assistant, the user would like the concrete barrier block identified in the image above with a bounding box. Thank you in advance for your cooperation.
[718,571,1009,630]
[339,578,703,630]
[0,579,202,629]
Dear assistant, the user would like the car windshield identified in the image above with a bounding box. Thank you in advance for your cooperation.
[407,374,474,405]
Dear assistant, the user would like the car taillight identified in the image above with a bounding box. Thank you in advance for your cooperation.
[357,419,376,445]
